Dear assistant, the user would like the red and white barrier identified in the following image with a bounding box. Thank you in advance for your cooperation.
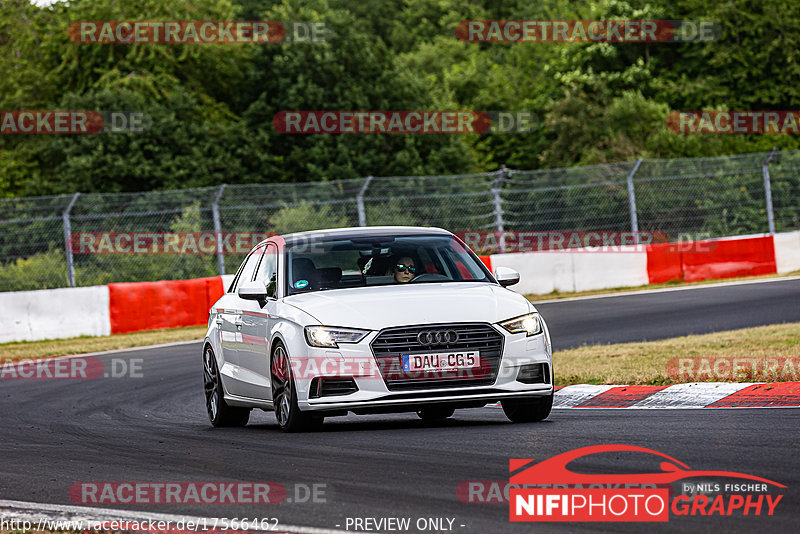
[497,231,800,295]
[0,279,225,343]
[0,231,798,343]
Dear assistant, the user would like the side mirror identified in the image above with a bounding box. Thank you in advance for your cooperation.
[238,280,269,303]
[494,266,520,287]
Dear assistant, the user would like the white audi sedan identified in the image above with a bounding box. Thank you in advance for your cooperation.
[203,226,553,432]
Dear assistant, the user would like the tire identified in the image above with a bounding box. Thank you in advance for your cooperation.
[203,345,251,427]
[416,406,456,421]
[271,342,324,433]
[502,393,553,423]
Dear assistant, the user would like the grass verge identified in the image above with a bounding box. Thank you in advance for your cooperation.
[3,321,799,388]
[526,270,800,301]
[0,326,206,362]
[554,322,800,386]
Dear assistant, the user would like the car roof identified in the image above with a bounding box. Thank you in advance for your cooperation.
[260,226,453,247]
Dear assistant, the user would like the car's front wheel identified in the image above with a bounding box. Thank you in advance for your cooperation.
[502,393,553,423]
[203,345,250,427]
[271,342,324,432]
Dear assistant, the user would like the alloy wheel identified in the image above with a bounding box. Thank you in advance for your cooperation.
[203,346,219,420]
[272,345,292,426]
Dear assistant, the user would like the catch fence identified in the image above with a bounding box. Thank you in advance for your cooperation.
[0,148,797,292]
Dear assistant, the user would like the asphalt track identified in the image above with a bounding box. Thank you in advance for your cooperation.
[2,278,799,533]
[534,278,800,350]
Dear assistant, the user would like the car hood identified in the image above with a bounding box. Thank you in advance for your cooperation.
[283,282,532,330]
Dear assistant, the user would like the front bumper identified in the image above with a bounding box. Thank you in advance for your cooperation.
[293,323,554,413]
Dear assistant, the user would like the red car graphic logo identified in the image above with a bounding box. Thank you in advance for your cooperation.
[510,444,785,487]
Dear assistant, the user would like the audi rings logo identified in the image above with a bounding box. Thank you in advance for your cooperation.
[417,330,459,346]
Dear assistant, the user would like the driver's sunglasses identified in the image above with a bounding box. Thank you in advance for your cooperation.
[395,264,416,274]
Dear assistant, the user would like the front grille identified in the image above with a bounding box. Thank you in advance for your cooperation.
[370,323,504,391]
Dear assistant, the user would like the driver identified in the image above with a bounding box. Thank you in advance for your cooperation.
[391,256,417,283]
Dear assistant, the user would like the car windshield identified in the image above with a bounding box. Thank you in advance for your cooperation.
[285,234,492,294]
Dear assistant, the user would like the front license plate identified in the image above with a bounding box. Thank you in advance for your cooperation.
[402,351,480,372]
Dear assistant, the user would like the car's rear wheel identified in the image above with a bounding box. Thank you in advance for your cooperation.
[502,393,553,423]
[416,406,455,421]
[271,343,324,433]
[203,345,250,427]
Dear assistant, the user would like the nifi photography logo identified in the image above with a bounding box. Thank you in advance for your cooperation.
[508,445,785,522]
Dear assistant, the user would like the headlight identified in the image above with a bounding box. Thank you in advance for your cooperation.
[304,326,369,348]
[499,313,542,336]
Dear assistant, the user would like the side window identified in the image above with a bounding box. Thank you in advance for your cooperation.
[255,244,279,298]
[232,246,263,292]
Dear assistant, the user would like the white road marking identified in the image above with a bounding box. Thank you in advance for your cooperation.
[529,274,800,304]
[18,339,204,363]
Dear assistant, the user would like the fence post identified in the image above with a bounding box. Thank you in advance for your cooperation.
[626,158,643,244]
[212,184,227,276]
[62,192,80,287]
[357,176,373,227]
[762,147,777,235]
[492,167,507,252]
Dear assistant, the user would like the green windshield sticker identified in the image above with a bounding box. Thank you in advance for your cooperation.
[294,280,309,289]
